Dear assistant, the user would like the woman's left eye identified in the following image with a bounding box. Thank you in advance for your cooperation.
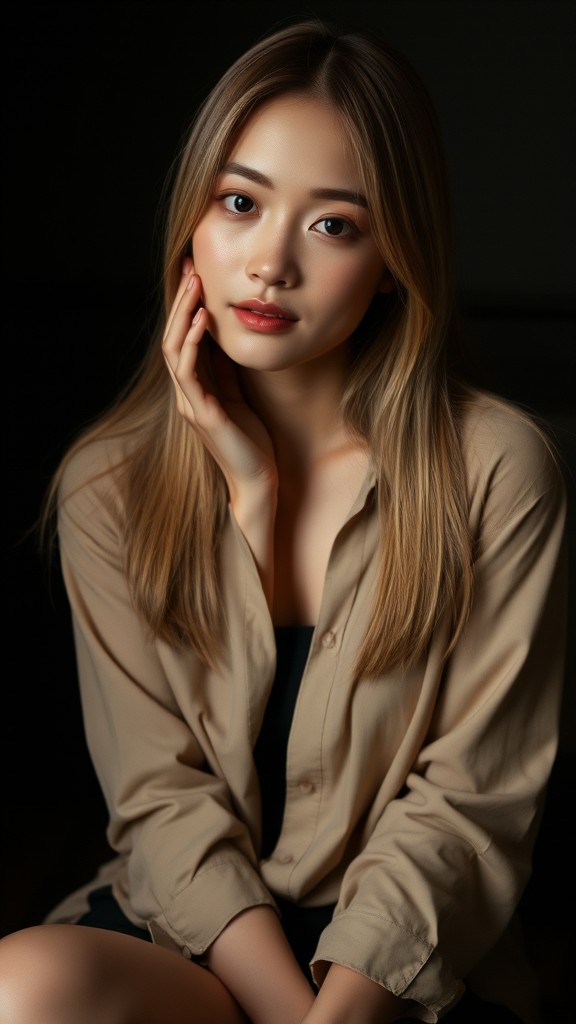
[313,217,356,238]
[221,193,257,214]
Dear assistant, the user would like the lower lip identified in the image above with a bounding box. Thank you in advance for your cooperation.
[232,307,297,333]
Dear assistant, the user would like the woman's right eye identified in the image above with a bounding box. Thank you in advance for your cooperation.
[220,193,257,214]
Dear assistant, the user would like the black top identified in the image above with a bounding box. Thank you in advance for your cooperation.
[253,625,314,859]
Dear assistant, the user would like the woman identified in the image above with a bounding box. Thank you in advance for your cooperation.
[0,18,567,1024]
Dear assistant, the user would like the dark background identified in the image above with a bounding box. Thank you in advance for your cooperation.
[4,2,575,1019]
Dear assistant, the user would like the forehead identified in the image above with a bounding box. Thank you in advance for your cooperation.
[225,93,363,190]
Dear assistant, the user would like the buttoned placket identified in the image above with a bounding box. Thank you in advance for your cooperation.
[264,477,376,891]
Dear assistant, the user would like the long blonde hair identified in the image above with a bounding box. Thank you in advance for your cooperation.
[42,19,475,675]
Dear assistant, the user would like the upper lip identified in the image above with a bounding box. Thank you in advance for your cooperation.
[234,299,298,320]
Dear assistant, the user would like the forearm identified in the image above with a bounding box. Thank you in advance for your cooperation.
[302,963,416,1024]
[205,905,316,1024]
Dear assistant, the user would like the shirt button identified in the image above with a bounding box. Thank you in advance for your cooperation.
[299,780,315,794]
[181,946,193,960]
[321,630,336,649]
[275,852,294,864]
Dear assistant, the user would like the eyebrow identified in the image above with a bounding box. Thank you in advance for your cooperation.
[220,161,368,208]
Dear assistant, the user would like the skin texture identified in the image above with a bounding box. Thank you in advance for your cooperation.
[0,95,414,1023]
[0,924,248,1024]
[164,93,394,626]
[192,94,393,374]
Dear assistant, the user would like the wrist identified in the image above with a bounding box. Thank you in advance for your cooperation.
[229,473,278,522]
[229,482,277,607]
[206,906,315,1024]
[303,964,414,1024]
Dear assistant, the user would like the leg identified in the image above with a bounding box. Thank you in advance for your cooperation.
[0,924,247,1024]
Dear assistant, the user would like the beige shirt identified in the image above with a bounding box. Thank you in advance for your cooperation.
[46,393,568,1023]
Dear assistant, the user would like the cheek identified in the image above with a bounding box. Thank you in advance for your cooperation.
[324,260,383,323]
[192,219,230,282]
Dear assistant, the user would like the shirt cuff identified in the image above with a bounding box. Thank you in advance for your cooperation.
[311,910,463,1023]
[147,854,278,955]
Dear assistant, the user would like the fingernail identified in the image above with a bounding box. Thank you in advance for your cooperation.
[192,307,203,324]
[186,273,196,291]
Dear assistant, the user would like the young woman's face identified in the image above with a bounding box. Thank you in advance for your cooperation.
[192,93,393,373]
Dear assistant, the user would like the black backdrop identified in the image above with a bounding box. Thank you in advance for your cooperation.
[4,2,575,1018]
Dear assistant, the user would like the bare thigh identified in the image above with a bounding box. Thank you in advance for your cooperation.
[0,924,247,1024]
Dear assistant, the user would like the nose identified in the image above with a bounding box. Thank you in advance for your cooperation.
[245,218,300,288]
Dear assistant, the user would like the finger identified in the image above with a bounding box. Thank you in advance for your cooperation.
[163,262,201,343]
[170,308,224,425]
[163,269,200,346]
[162,276,203,371]
[163,307,222,425]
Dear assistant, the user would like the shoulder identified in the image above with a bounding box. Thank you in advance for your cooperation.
[57,433,135,535]
[459,390,566,534]
[461,390,562,493]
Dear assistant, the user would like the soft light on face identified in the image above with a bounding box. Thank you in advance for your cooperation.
[192,93,393,373]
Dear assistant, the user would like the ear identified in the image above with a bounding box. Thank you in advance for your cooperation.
[377,267,396,294]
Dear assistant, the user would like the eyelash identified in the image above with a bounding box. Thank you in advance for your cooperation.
[216,191,358,239]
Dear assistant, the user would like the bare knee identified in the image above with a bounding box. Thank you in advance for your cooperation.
[0,924,114,1024]
[0,923,247,1024]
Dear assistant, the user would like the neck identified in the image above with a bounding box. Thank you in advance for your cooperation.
[239,352,350,474]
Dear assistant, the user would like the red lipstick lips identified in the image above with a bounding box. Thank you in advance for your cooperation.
[232,299,298,333]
